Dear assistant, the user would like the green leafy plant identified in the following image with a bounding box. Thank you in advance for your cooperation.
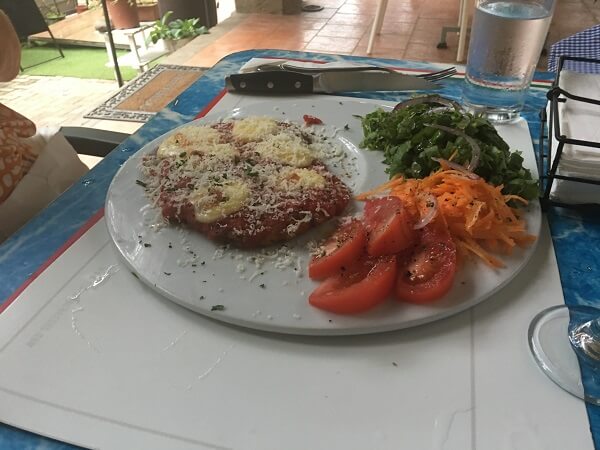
[148,11,208,44]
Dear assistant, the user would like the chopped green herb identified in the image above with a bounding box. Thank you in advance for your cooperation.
[211,304,225,311]
[163,272,171,276]
[359,102,538,200]
[259,283,266,289]
[135,179,147,187]
[143,243,151,248]
[200,295,205,300]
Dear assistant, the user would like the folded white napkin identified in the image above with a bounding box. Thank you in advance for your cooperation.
[549,70,600,204]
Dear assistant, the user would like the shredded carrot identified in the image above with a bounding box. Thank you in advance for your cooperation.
[358,164,536,269]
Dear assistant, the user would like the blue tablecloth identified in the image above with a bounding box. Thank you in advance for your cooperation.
[0,49,597,449]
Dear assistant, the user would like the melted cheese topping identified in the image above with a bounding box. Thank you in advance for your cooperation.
[157,126,222,158]
[273,168,326,191]
[254,133,314,167]
[231,117,279,142]
[192,181,250,223]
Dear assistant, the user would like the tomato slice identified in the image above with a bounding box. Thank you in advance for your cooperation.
[303,114,323,125]
[309,255,397,314]
[308,219,367,280]
[364,196,416,257]
[395,220,457,304]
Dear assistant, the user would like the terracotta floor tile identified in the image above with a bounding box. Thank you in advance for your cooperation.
[214,38,265,51]
[336,3,377,15]
[266,25,319,40]
[218,28,266,42]
[379,10,420,23]
[356,32,411,51]
[554,2,592,15]
[243,13,297,23]
[402,41,461,63]
[554,11,597,29]
[383,2,422,14]
[234,20,280,32]
[344,0,378,4]
[295,19,329,29]
[300,8,339,19]
[305,35,361,53]
[410,18,452,45]
[419,7,459,20]
[318,23,371,38]
[256,37,311,49]
[311,0,346,7]
[378,21,416,35]
[327,12,375,25]
[185,50,227,68]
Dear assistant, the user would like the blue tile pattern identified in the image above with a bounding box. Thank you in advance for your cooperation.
[2,49,596,448]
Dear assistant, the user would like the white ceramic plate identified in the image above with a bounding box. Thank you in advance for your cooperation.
[105,97,541,335]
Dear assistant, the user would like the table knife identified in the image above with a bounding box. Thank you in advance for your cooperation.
[225,70,438,94]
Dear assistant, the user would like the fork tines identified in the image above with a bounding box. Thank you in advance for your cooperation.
[417,67,457,82]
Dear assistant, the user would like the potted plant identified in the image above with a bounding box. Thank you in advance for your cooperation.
[136,0,160,21]
[148,11,208,52]
[106,0,140,29]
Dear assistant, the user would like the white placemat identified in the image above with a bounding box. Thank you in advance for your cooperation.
[0,92,593,450]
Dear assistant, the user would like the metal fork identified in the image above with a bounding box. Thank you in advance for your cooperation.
[254,62,457,82]
[418,67,457,81]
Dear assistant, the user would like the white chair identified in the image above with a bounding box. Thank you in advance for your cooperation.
[366,0,473,62]
[101,25,170,80]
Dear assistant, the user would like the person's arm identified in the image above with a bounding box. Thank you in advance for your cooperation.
[0,10,21,82]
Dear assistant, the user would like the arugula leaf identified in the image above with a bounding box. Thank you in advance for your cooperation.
[360,104,538,200]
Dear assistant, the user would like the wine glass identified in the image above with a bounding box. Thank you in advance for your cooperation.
[529,304,600,404]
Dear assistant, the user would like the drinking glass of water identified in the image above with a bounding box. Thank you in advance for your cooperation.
[462,0,555,122]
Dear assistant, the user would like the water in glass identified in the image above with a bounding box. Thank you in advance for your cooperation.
[463,0,554,121]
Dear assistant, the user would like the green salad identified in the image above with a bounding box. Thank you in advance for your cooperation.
[360,101,539,200]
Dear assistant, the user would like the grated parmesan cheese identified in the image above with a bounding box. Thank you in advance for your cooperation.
[254,132,314,167]
[232,116,279,142]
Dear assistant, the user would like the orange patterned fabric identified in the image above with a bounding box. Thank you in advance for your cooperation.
[0,103,37,203]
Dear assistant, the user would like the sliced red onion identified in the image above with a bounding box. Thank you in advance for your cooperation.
[414,193,438,230]
[393,95,463,112]
[431,157,480,180]
[424,123,481,171]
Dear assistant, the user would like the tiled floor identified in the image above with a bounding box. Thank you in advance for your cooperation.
[182,0,600,68]
[184,0,465,68]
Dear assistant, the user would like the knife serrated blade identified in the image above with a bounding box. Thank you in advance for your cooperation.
[225,70,438,94]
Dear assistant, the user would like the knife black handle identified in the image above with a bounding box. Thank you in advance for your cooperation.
[226,72,314,94]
